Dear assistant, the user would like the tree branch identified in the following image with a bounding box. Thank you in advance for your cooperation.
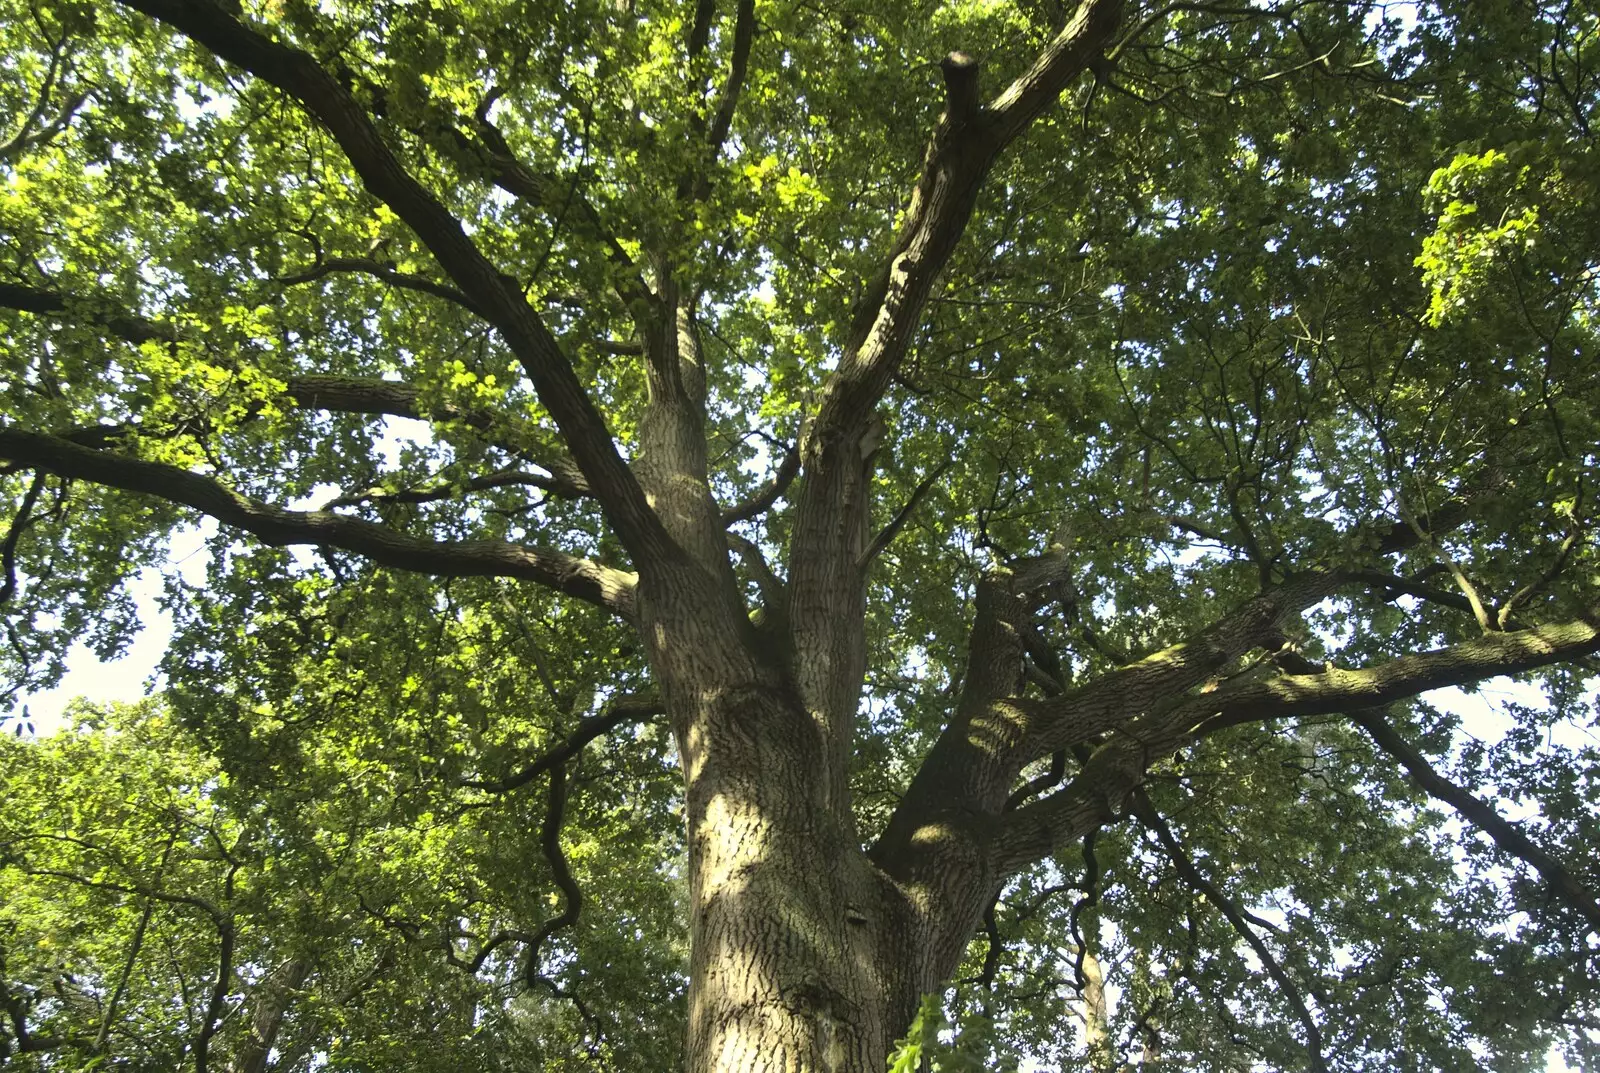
[1018,570,1344,758]
[941,52,982,122]
[1351,709,1600,934]
[445,760,589,977]
[0,473,46,607]
[805,0,1124,446]
[1129,789,1330,1073]
[859,458,949,568]
[0,281,176,344]
[522,762,584,985]
[688,0,717,58]
[1,979,89,1057]
[460,693,663,794]
[318,468,576,509]
[1400,501,1495,631]
[0,425,637,617]
[783,0,1123,826]
[191,862,239,1073]
[234,958,312,1073]
[995,616,1600,878]
[987,0,1126,143]
[1195,619,1600,734]
[704,0,756,159]
[115,0,675,570]
[273,256,487,317]
[725,531,786,619]
[1349,567,1478,618]
[470,121,655,308]
[283,376,591,497]
[720,445,799,525]
[0,280,597,500]
[0,42,89,165]
[1498,519,1584,629]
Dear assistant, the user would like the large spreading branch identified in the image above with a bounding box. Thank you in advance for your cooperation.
[0,282,175,345]
[993,617,1600,877]
[114,0,678,572]
[0,282,594,499]
[0,425,637,617]
[888,500,1486,834]
[1194,620,1600,733]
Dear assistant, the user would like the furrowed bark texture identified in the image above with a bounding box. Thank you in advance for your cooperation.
[10,2,1588,1071]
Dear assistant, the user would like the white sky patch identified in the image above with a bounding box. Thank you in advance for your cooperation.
[12,415,435,735]
[13,520,214,736]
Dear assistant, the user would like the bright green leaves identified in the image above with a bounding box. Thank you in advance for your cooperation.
[886,994,1012,1073]
[2,577,684,1069]
[1416,147,1543,326]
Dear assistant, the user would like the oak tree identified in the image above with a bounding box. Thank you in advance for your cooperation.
[2,0,1599,1070]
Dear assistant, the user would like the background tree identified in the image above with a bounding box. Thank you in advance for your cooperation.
[1,0,1598,1070]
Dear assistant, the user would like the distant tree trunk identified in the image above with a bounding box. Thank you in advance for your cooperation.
[231,958,310,1073]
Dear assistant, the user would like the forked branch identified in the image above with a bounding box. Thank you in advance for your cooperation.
[808,0,1125,445]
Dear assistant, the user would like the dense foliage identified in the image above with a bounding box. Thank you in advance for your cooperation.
[1,0,1598,1070]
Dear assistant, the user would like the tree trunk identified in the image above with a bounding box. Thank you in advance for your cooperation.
[670,676,925,1073]
[679,695,920,1072]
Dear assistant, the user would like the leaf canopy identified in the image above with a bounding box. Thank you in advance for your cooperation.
[1,0,1598,1070]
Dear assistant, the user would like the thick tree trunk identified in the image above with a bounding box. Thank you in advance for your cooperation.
[675,680,925,1073]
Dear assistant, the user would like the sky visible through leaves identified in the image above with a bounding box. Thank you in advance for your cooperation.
[14,520,1595,1073]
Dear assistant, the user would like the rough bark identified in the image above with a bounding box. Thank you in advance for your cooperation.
[5,3,1592,1071]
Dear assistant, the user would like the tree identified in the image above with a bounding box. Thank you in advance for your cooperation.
[2,698,687,1071]
[1,0,1598,1069]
